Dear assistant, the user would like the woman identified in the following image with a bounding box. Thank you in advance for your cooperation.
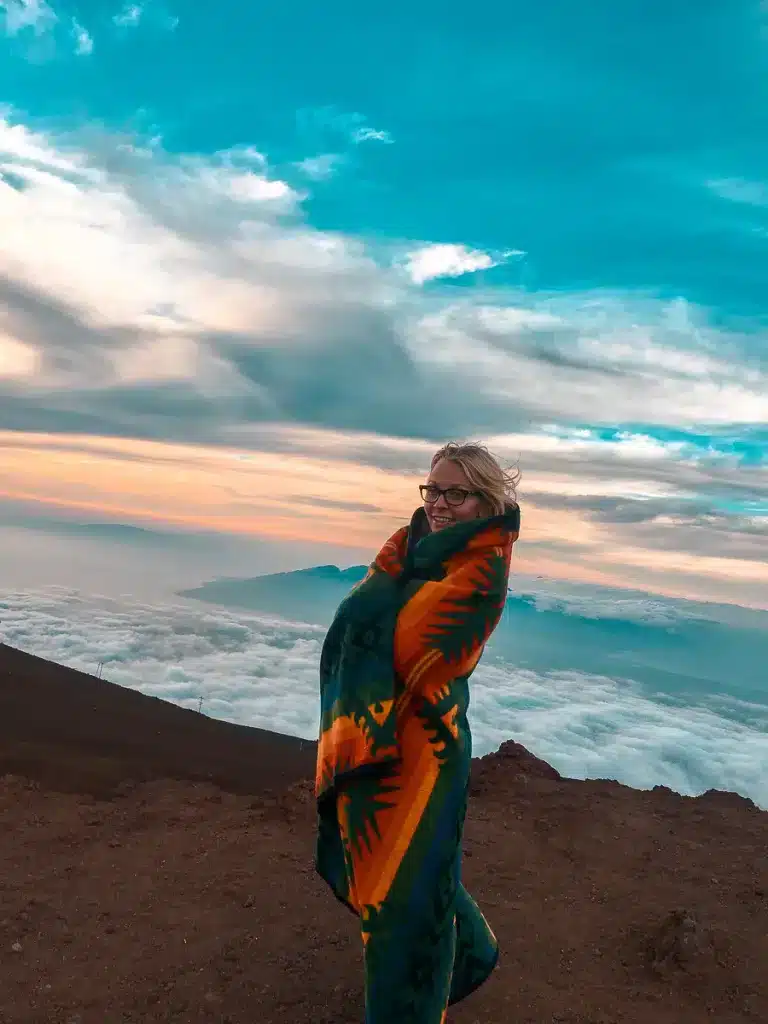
[315,441,520,1023]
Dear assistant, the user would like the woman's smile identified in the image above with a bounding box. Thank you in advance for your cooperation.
[427,512,455,530]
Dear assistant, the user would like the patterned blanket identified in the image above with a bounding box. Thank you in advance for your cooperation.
[315,504,520,1023]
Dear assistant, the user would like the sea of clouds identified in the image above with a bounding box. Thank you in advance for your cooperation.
[2,585,766,809]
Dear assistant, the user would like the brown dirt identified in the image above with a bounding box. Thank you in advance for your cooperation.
[1,642,766,1023]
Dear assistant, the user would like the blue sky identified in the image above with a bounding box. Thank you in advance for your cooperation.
[0,0,766,606]
[5,0,768,311]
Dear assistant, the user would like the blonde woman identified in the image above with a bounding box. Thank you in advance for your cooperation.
[316,442,520,1023]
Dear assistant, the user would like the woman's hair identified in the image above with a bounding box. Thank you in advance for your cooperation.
[430,441,521,516]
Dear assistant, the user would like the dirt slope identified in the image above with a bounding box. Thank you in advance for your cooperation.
[1,643,766,1023]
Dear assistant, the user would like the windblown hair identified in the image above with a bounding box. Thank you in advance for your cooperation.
[430,441,521,517]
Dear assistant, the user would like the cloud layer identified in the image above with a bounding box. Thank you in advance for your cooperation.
[2,114,766,437]
[2,587,765,807]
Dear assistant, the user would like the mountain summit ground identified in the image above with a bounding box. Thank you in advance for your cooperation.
[1,642,766,1023]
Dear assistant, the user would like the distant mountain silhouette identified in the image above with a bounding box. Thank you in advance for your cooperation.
[178,564,369,625]
[14,519,183,544]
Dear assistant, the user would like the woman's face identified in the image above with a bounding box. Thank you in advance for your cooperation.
[422,458,486,532]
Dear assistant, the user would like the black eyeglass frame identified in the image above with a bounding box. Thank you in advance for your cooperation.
[419,484,482,507]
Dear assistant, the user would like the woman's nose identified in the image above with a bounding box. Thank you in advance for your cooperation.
[434,493,448,509]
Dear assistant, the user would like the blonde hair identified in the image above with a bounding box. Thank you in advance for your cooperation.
[430,441,520,517]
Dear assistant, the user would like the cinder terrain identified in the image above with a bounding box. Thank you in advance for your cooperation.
[1,642,766,1023]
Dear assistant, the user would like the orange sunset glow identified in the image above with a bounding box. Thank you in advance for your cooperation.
[2,429,766,608]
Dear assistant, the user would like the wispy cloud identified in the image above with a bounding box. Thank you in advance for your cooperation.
[0,429,409,550]
[706,177,768,207]
[296,106,394,148]
[113,2,143,28]
[112,2,177,31]
[0,425,765,607]
[403,243,523,284]
[71,17,92,55]
[293,153,344,181]
[351,125,393,145]
[1,0,95,57]
[0,0,55,36]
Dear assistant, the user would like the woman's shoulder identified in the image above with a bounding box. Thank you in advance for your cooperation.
[505,501,521,527]
[374,523,411,575]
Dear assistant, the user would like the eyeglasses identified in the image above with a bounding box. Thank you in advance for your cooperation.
[419,484,480,507]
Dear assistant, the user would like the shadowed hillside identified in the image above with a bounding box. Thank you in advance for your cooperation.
[0,643,315,797]
[1,642,766,1023]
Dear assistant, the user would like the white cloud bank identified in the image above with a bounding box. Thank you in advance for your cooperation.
[1,587,765,808]
[1,111,765,432]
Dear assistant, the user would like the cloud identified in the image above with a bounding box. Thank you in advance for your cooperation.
[2,112,765,443]
[293,154,344,181]
[0,424,766,607]
[403,243,508,284]
[2,122,764,441]
[0,331,39,377]
[1,0,95,57]
[295,106,393,149]
[0,109,766,604]
[113,2,142,27]
[351,126,393,145]
[112,2,176,30]
[1,586,766,806]
[0,0,55,36]
[707,177,768,207]
[71,18,92,55]
[0,428,409,551]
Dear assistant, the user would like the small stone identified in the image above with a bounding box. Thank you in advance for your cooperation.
[10,941,22,953]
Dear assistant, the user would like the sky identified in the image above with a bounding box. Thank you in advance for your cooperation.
[1,0,767,608]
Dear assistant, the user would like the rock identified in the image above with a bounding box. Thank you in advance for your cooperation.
[646,908,704,969]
